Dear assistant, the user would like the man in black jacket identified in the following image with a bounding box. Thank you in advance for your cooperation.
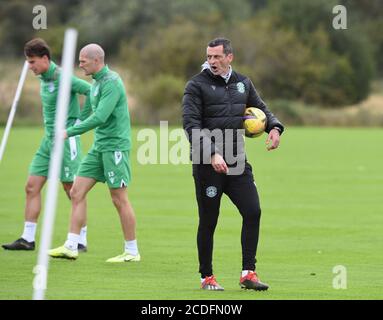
[182,38,284,291]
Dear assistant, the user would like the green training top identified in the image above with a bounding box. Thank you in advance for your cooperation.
[66,65,131,152]
[39,61,91,138]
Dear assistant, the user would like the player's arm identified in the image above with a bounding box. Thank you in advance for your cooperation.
[71,76,92,121]
[78,97,92,121]
[247,79,284,134]
[66,80,119,137]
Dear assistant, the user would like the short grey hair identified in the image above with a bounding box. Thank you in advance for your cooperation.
[80,43,105,61]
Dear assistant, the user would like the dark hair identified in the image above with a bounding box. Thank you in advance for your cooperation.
[208,38,233,55]
[24,38,51,59]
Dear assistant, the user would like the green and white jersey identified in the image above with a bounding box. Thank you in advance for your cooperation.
[66,65,132,152]
[39,61,91,138]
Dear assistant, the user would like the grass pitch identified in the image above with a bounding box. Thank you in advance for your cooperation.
[0,127,382,300]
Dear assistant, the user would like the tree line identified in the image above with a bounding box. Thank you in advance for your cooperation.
[1,0,382,123]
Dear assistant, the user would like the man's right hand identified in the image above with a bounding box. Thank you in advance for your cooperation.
[211,153,228,174]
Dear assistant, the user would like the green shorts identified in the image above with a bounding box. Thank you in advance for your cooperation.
[29,136,82,182]
[77,147,131,188]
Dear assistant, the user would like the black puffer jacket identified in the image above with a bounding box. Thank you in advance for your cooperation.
[182,68,284,163]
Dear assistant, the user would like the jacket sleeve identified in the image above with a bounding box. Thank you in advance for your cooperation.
[182,80,216,163]
[247,79,285,134]
[70,76,92,121]
[67,80,119,137]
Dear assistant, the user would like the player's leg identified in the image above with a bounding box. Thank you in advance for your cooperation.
[103,151,140,263]
[68,176,96,235]
[225,162,268,290]
[2,138,49,250]
[193,164,225,290]
[2,175,47,250]
[110,187,136,241]
[49,147,101,259]
[106,187,140,262]
[62,182,72,199]
[48,176,96,260]
[61,181,88,252]
[25,139,51,227]
[25,175,47,223]
[61,136,88,251]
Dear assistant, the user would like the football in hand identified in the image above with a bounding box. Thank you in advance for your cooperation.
[243,107,267,138]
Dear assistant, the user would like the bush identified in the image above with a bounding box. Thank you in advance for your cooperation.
[268,99,304,125]
[232,17,311,101]
[120,20,209,80]
[270,0,375,106]
[231,9,374,107]
[131,74,185,124]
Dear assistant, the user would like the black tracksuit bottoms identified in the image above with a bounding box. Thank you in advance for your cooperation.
[192,162,262,278]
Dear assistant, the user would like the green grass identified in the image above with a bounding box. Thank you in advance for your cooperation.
[0,127,382,300]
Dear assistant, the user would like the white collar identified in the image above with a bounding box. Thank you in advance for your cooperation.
[221,65,232,83]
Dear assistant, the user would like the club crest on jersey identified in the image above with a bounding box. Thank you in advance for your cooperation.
[206,186,217,198]
[237,82,245,94]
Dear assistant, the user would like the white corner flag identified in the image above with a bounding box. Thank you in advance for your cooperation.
[0,61,28,163]
[33,29,78,300]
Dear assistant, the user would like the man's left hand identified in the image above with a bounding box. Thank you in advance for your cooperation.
[63,130,68,139]
[266,128,280,151]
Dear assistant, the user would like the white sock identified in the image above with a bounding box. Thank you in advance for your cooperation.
[242,270,253,277]
[79,226,87,246]
[64,233,80,251]
[124,239,138,256]
[21,222,37,242]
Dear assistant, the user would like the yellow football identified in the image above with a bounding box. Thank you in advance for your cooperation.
[243,107,267,138]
